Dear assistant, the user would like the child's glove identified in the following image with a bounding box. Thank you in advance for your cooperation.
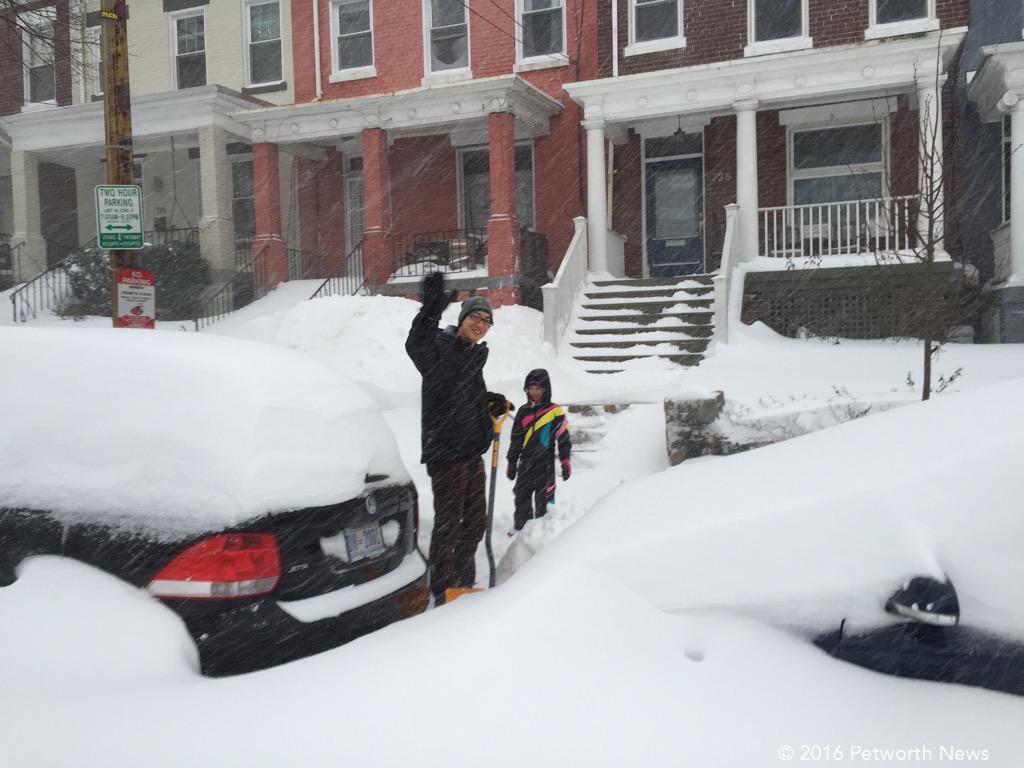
[561,459,571,481]
[506,462,517,481]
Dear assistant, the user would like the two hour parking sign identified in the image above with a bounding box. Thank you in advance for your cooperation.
[95,185,144,249]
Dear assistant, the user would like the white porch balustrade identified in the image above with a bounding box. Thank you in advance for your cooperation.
[759,195,918,259]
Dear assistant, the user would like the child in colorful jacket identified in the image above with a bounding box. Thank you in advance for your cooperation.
[506,369,572,532]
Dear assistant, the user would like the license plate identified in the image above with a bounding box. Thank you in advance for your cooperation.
[344,522,386,562]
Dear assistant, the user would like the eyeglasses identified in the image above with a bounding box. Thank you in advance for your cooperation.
[466,311,493,326]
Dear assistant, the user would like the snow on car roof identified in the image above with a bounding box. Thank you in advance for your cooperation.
[0,327,408,539]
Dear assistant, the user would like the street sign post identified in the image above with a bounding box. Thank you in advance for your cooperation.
[96,185,144,250]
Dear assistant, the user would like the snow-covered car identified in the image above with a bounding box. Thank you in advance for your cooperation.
[0,327,428,676]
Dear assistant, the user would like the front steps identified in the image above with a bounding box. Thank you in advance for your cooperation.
[568,275,715,374]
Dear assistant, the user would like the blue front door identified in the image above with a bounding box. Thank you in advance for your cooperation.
[645,157,704,276]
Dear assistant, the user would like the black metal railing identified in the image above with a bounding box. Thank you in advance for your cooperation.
[144,227,198,247]
[0,235,14,292]
[310,240,365,300]
[9,245,76,322]
[194,242,270,331]
[391,228,487,279]
[287,248,328,281]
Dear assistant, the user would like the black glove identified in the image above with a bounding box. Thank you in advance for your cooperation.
[506,462,517,481]
[561,459,572,481]
[487,392,512,417]
[420,272,457,320]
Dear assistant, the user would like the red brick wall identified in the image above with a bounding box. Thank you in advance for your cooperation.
[704,116,737,271]
[611,131,642,277]
[389,135,459,235]
[599,0,969,77]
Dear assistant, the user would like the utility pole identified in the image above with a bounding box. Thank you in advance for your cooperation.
[101,0,134,326]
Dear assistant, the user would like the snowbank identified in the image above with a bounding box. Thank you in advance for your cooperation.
[531,376,1024,642]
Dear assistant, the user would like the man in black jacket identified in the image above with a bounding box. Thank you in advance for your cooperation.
[405,272,509,605]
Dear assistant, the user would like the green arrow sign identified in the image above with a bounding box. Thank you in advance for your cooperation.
[95,185,144,249]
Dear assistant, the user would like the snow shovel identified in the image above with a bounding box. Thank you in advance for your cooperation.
[445,399,512,603]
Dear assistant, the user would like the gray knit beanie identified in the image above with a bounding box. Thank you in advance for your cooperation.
[458,296,494,327]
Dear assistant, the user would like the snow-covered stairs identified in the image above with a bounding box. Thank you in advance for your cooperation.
[569,275,715,374]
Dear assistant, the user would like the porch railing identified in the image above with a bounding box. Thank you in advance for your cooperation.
[310,240,366,300]
[0,235,14,292]
[287,248,328,281]
[392,228,487,278]
[194,242,270,331]
[541,216,588,348]
[760,195,917,259]
[144,227,198,247]
[9,246,73,323]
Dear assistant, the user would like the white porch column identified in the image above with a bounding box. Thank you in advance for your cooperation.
[916,77,945,251]
[197,125,236,274]
[1005,93,1024,284]
[733,100,759,262]
[11,150,47,282]
[583,118,608,273]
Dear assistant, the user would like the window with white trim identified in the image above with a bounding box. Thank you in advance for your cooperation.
[632,0,680,45]
[866,0,936,38]
[748,0,810,53]
[345,156,365,253]
[790,123,886,205]
[21,10,56,105]
[875,0,928,25]
[519,0,565,60]
[245,0,282,86]
[231,158,256,243]
[458,145,535,230]
[1004,115,1012,223]
[333,0,374,72]
[88,26,103,99]
[172,10,206,89]
[427,0,469,74]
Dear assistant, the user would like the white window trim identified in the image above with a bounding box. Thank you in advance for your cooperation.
[865,0,938,41]
[330,0,377,81]
[625,0,685,58]
[88,25,103,99]
[745,0,811,57]
[242,0,284,88]
[169,7,207,91]
[423,0,472,82]
[514,0,569,71]
[20,9,57,109]
[786,119,890,206]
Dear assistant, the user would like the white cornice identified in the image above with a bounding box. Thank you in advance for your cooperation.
[3,86,269,153]
[565,28,967,123]
[970,42,1024,122]
[232,75,563,144]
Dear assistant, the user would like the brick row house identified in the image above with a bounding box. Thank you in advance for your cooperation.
[4,0,1024,344]
[229,0,597,305]
[1,0,297,286]
[565,0,967,282]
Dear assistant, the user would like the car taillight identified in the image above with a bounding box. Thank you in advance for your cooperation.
[147,533,281,599]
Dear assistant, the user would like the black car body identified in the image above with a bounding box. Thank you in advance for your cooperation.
[1,481,428,676]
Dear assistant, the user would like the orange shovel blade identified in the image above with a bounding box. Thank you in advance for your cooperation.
[444,587,482,603]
